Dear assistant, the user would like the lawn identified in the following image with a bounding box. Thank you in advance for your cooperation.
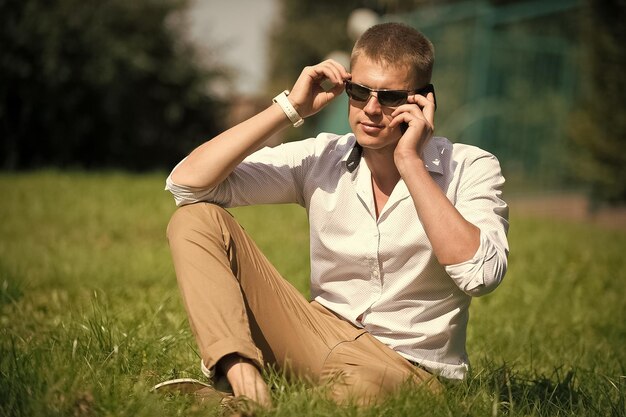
[1,171,624,417]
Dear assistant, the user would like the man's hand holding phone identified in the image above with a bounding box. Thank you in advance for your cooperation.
[391,89,437,170]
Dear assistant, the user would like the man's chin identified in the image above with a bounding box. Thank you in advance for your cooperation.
[354,132,400,151]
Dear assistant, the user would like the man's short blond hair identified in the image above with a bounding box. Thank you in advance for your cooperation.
[350,22,435,86]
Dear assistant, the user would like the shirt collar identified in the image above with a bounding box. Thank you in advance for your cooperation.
[344,143,362,173]
[341,137,445,175]
[422,138,444,175]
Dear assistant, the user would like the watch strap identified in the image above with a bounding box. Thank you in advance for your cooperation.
[272,90,304,127]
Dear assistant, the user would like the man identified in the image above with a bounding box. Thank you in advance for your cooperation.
[164,22,509,407]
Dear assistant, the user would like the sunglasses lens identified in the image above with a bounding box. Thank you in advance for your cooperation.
[346,83,370,101]
[377,91,407,107]
[345,82,408,107]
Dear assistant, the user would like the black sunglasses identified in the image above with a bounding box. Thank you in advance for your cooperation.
[345,80,436,109]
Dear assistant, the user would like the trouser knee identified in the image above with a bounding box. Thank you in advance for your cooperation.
[166,202,230,244]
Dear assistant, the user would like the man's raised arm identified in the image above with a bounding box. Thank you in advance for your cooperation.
[170,60,351,189]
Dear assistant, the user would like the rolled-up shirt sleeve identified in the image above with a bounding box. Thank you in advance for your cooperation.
[165,138,318,207]
[444,152,509,296]
[165,158,217,206]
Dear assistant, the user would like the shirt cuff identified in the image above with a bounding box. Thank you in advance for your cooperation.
[200,359,214,379]
[444,231,501,296]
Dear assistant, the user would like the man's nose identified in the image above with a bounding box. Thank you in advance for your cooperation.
[363,93,382,114]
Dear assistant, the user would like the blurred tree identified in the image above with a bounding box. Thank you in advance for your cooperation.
[267,0,362,95]
[570,0,626,205]
[0,0,229,171]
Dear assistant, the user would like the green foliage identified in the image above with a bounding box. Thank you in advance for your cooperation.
[267,0,364,93]
[0,0,228,171]
[569,0,626,204]
[0,171,625,416]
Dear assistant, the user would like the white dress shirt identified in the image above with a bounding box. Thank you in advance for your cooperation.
[165,132,509,379]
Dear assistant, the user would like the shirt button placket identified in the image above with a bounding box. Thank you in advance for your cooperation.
[371,228,382,291]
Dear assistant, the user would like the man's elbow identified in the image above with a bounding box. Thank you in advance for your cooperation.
[464,258,507,297]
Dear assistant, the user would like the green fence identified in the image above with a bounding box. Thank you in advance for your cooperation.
[315,0,581,190]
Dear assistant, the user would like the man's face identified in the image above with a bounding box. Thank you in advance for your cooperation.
[348,56,415,153]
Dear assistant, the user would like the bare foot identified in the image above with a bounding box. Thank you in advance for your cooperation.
[219,354,272,408]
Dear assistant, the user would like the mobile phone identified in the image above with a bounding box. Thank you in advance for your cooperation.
[400,122,408,134]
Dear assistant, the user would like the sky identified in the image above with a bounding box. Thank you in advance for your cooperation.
[185,0,279,95]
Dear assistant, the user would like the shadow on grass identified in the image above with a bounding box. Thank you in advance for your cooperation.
[449,362,625,417]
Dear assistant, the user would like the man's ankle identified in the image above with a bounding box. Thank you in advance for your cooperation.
[218,354,272,407]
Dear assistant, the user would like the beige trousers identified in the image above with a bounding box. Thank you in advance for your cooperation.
[166,203,440,404]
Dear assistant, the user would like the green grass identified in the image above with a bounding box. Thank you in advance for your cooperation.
[0,171,624,417]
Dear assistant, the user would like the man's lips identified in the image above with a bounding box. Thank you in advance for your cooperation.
[359,121,384,133]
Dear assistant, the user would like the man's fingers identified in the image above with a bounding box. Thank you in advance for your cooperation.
[312,59,350,86]
[412,93,435,126]
[421,92,436,126]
